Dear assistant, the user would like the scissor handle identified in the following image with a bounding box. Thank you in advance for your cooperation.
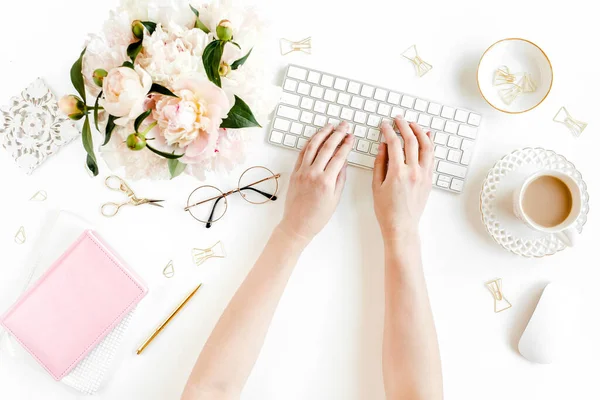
[105,175,134,196]
[101,202,128,217]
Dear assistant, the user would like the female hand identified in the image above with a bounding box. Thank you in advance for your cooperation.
[372,116,434,241]
[278,122,355,244]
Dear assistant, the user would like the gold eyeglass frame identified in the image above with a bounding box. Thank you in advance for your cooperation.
[184,166,281,224]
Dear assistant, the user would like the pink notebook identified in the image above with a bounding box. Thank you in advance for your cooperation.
[0,230,147,381]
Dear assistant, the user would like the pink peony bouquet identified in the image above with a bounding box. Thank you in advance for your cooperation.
[60,0,279,180]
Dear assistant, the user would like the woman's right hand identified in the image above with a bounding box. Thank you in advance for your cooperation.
[372,116,434,241]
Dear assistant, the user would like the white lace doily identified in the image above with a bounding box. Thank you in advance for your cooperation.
[480,148,590,258]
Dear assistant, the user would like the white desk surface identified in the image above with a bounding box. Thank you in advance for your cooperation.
[0,0,598,399]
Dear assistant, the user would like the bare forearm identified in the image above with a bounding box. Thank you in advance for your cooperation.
[382,234,442,400]
[181,226,306,400]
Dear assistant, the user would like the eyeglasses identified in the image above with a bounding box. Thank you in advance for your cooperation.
[184,166,281,228]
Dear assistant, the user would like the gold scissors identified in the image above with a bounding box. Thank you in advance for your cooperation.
[101,175,165,217]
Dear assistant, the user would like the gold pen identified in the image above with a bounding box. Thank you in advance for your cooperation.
[136,283,203,355]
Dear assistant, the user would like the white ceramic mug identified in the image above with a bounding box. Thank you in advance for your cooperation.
[513,170,583,247]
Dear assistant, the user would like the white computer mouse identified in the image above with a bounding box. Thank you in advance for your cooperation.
[518,283,563,364]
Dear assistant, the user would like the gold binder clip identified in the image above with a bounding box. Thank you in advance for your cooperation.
[493,66,517,86]
[486,278,512,313]
[553,107,588,137]
[520,73,537,93]
[192,241,226,266]
[401,45,432,77]
[30,190,47,202]
[280,37,311,56]
[163,260,175,278]
[14,226,26,244]
[498,83,523,105]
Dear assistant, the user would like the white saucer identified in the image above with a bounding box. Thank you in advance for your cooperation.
[477,38,553,114]
[480,148,590,258]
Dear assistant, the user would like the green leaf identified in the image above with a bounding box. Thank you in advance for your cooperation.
[127,40,143,63]
[122,61,135,69]
[220,95,261,129]
[231,41,241,50]
[82,116,99,176]
[70,48,87,103]
[190,4,210,34]
[168,159,187,179]
[146,144,184,159]
[103,115,116,145]
[150,83,177,97]
[141,21,157,35]
[93,91,102,132]
[134,110,152,133]
[202,40,224,87]
[231,48,253,70]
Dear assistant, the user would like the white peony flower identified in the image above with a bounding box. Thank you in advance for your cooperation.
[101,65,153,125]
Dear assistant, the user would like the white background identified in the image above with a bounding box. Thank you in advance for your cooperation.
[0,0,599,399]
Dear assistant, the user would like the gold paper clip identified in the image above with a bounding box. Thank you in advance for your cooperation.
[280,37,311,56]
[493,66,517,86]
[486,278,512,313]
[192,241,226,266]
[163,260,175,278]
[520,73,537,93]
[553,107,588,137]
[14,226,26,244]
[401,45,432,77]
[498,83,523,105]
[30,190,47,202]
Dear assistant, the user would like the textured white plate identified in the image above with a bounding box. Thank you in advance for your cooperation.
[477,38,553,114]
[480,148,589,258]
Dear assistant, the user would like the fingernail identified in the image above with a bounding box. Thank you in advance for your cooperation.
[396,114,404,120]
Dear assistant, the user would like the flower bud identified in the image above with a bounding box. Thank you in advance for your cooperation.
[58,95,86,120]
[92,69,108,87]
[218,61,231,77]
[132,20,145,40]
[126,133,147,151]
[216,19,233,41]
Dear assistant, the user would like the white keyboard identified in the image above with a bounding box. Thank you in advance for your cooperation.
[268,64,483,193]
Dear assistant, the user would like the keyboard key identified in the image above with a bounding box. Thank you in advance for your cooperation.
[434,132,449,145]
[450,178,464,192]
[405,110,418,122]
[441,106,456,119]
[297,82,311,95]
[290,122,303,134]
[300,111,314,124]
[288,66,307,80]
[277,105,300,120]
[348,151,376,168]
[367,128,380,141]
[454,109,469,123]
[346,123,355,133]
[401,95,415,108]
[364,100,377,113]
[340,107,354,120]
[334,78,348,91]
[374,88,388,101]
[468,113,481,126]
[391,107,405,118]
[437,161,467,178]
[361,85,375,97]
[444,121,459,134]
[314,100,327,113]
[437,175,451,188]
[386,92,400,104]
[283,134,297,147]
[314,115,327,127]
[281,92,300,106]
[327,104,341,117]
[367,115,380,127]
[447,136,462,148]
[274,118,290,131]
[304,126,317,137]
[434,146,448,159]
[283,79,298,92]
[377,103,391,116]
[328,118,340,126]
[461,138,475,151]
[461,150,472,165]
[354,111,367,124]
[447,149,462,163]
[417,113,432,127]
[357,139,370,152]
[431,117,445,130]
[370,143,379,155]
[428,103,442,115]
[321,74,334,87]
[297,138,308,149]
[307,71,321,84]
[354,125,367,137]
[300,97,314,110]
[337,93,351,106]
[324,89,337,102]
[414,99,428,112]
[270,130,284,143]
[458,124,477,139]
[347,81,361,94]
[351,96,365,109]
[310,85,324,98]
